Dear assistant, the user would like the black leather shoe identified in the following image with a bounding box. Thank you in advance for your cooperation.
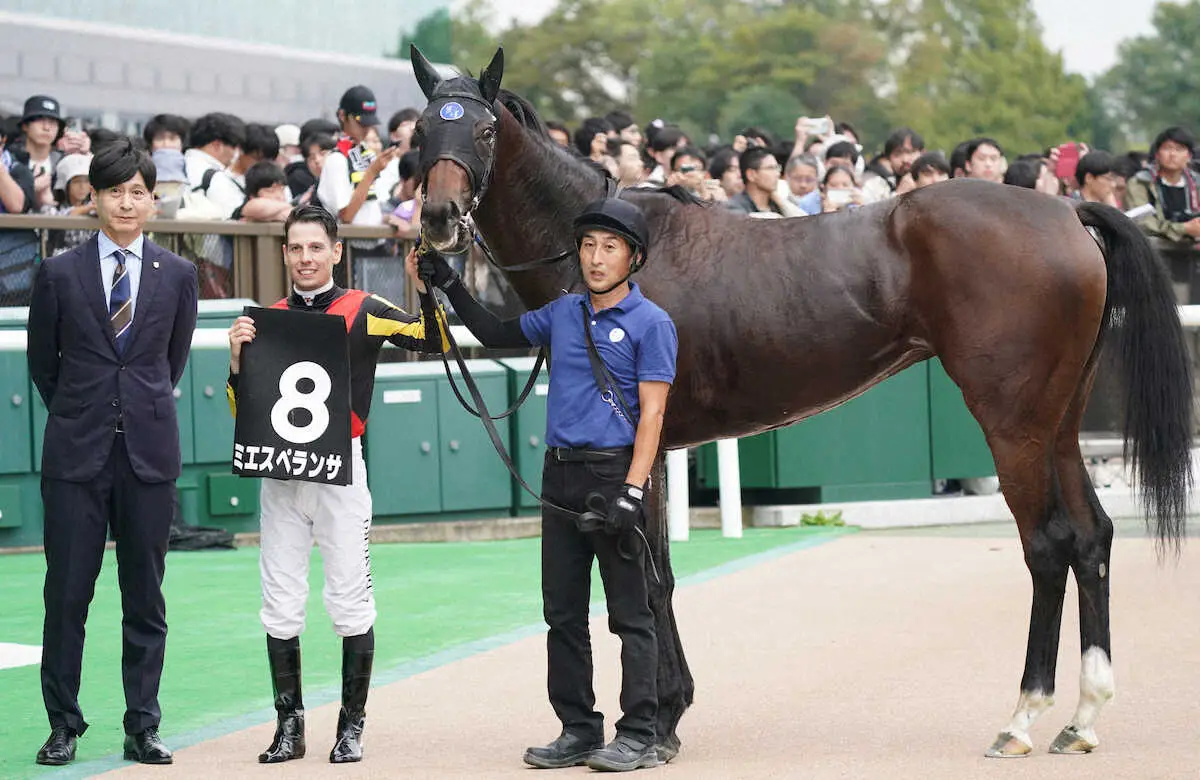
[123,727,173,764]
[586,735,659,772]
[523,731,603,769]
[35,727,77,766]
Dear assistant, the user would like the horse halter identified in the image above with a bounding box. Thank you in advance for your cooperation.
[419,86,499,217]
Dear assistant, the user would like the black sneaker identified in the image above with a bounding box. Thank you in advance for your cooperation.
[586,735,659,772]
[523,731,603,769]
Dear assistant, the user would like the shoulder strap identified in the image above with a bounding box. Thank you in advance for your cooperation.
[195,168,217,194]
[580,301,638,431]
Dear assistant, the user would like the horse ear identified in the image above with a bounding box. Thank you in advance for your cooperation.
[409,44,442,100]
[479,47,505,105]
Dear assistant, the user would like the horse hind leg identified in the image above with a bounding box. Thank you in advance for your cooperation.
[984,438,1074,758]
[1047,374,1116,754]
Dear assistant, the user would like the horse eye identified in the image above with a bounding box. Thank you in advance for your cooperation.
[481,126,496,141]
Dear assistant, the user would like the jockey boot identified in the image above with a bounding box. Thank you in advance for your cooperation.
[330,628,374,764]
[258,636,305,763]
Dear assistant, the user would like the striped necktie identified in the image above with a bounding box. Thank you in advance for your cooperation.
[109,249,133,352]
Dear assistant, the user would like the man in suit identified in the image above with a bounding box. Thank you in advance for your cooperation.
[27,138,198,766]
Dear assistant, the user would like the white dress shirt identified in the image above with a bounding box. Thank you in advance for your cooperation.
[96,231,144,317]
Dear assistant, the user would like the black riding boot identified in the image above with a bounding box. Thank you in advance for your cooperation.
[258,636,306,763]
[329,629,374,764]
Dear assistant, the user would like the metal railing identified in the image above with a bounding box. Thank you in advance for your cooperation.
[0,214,400,307]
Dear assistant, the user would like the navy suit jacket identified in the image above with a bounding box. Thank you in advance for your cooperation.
[28,234,198,483]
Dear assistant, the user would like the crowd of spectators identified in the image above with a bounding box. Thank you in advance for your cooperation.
[1,87,1198,305]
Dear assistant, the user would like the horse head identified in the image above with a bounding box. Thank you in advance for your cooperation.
[409,44,505,252]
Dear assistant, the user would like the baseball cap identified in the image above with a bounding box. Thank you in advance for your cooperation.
[338,86,380,127]
[22,95,64,127]
[275,123,301,148]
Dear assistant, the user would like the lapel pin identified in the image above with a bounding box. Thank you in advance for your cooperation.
[153,261,160,269]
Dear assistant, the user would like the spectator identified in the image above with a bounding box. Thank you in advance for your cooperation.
[364,126,384,156]
[725,146,800,217]
[821,164,863,213]
[545,121,571,148]
[386,150,423,240]
[605,111,642,147]
[185,112,247,219]
[1111,154,1142,209]
[964,137,1005,183]
[0,120,39,305]
[19,95,66,211]
[0,121,35,215]
[229,123,280,188]
[949,140,971,178]
[294,134,335,206]
[667,145,708,199]
[835,121,860,145]
[646,125,684,184]
[318,85,399,289]
[1075,151,1119,207]
[614,140,647,189]
[708,147,743,199]
[862,128,924,203]
[741,127,775,149]
[785,153,821,215]
[573,118,612,163]
[287,126,332,197]
[236,161,293,222]
[48,153,94,255]
[911,152,950,188]
[274,123,302,168]
[1125,126,1200,246]
[150,148,190,218]
[143,114,190,152]
[1003,158,1042,189]
[387,108,420,154]
[824,140,859,174]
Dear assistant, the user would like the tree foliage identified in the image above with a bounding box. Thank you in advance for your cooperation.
[878,0,1087,155]
[394,0,1095,156]
[1097,0,1200,148]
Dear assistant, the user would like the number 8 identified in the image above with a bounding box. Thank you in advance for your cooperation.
[271,361,331,444]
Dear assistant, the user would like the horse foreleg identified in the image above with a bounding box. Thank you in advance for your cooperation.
[645,454,694,761]
[986,440,1072,757]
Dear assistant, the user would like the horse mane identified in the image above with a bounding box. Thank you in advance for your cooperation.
[497,90,549,137]
[494,89,704,208]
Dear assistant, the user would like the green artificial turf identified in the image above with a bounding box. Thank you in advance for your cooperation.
[0,525,847,778]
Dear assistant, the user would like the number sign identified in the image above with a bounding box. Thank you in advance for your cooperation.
[232,307,352,485]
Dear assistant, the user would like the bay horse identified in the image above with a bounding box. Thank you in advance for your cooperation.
[408,46,1192,761]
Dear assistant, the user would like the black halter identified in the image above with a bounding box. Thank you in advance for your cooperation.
[419,87,499,213]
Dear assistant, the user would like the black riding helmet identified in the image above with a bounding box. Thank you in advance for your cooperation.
[573,198,649,273]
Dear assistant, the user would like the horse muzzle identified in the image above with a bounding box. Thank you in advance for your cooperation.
[420,199,471,252]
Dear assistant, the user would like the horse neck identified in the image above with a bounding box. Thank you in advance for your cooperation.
[473,110,605,307]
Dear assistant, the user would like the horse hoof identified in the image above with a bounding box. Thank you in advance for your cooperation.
[1049,725,1098,754]
[985,732,1032,758]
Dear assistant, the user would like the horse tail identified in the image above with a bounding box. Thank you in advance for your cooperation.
[1076,201,1192,551]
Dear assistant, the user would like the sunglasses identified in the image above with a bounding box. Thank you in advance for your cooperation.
[677,165,701,173]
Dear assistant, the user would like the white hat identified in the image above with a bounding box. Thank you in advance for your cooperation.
[275,123,301,147]
[54,153,92,192]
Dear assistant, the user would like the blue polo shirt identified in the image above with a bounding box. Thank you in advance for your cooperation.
[520,282,678,448]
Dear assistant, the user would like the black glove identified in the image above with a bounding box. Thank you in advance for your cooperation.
[606,483,644,535]
[417,250,460,291]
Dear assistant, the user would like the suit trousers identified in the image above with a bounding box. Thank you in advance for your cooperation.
[41,434,174,736]
[540,451,658,746]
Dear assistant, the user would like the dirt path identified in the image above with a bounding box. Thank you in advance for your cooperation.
[103,532,1200,779]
